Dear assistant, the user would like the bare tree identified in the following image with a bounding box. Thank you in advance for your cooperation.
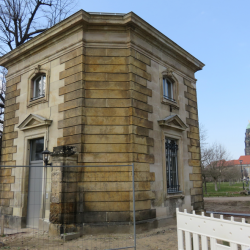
[0,0,75,129]
[224,166,241,185]
[200,124,208,194]
[203,143,232,191]
[0,0,76,54]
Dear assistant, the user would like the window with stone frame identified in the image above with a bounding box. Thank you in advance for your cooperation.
[31,74,46,101]
[165,138,180,194]
[163,78,175,102]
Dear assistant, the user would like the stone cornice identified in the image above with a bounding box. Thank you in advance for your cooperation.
[0,10,204,72]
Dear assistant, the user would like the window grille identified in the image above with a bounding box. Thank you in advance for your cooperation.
[165,138,180,193]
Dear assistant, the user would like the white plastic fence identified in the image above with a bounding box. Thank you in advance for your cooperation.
[176,208,250,250]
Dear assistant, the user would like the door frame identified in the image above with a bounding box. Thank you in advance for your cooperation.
[22,131,48,225]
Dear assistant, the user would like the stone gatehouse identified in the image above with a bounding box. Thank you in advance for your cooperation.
[0,10,204,234]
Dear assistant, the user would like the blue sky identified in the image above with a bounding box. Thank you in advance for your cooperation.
[73,0,250,159]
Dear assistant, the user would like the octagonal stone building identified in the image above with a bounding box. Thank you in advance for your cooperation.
[0,10,204,234]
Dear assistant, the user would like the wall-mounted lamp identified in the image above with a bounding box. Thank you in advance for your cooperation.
[42,148,52,166]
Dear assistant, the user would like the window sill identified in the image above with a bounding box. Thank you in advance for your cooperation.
[28,96,47,108]
[166,193,184,200]
[161,98,179,110]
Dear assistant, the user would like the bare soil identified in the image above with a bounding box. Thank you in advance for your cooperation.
[0,224,178,250]
[1,197,249,250]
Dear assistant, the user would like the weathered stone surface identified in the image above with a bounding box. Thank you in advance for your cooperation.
[185,104,197,114]
[132,100,153,113]
[86,56,127,65]
[0,176,14,183]
[184,91,197,102]
[0,184,11,191]
[85,64,128,73]
[58,98,84,112]
[190,139,200,147]
[187,86,196,96]
[129,73,147,86]
[192,167,202,174]
[65,55,84,70]
[6,84,17,94]
[187,132,199,140]
[2,146,17,155]
[193,181,203,188]
[129,65,151,81]
[128,57,147,71]
[130,49,151,66]
[189,126,199,134]
[4,103,19,113]
[4,125,15,133]
[188,146,200,153]
[189,112,198,121]
[85,117,129,126]
[0,191,14,199]
[189,173,202,181]
[7,76,21,86]
[60,47,83,64]
[63,107,83,119]
[57,134,82,146]
[2,131,18,141]
[63,125,84,136]
[3,140,14,147]
[85,48,128,57]
[4,117,19,127]
[59,81,83,95]
[183,78,194,89]
[85,107,129,117]
[186,118,198,127]
[4,111,16,120]
[64,72,84,85]
[188,99,197,108]
[191,153,200,160]
[190,188,203,195]
[188,160,200,167]
[5,89,20,100]
[60,63,84,80]
[85,90,129,99]
[64,89,85,102]
[5,97,17,107]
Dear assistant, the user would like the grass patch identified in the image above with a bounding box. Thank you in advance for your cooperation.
[203,182,247,197]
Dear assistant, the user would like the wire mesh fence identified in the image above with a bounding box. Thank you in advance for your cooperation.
[0,164,137,250]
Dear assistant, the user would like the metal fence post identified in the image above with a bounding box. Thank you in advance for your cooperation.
[1,215,4,236]
[132,163,136,250]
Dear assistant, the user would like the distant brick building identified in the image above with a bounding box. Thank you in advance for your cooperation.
[0,10,204,234]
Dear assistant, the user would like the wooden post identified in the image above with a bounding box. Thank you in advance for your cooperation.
[1,215,4,236]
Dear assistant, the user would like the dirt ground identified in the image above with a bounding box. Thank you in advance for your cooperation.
[0,223,178,250]
[1,197,249,250]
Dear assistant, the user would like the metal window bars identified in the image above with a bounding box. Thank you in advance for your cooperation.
[165,139,180,194]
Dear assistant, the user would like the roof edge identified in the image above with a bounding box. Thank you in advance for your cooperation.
[0,9,204,71]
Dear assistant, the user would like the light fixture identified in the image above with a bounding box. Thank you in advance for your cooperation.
[239,160,244,190]
[42,148,52,166]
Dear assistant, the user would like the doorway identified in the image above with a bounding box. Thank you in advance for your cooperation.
[26,138,44,228]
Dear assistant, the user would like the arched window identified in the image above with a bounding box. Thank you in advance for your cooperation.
[163,78,175,102]
[31,74,46,100]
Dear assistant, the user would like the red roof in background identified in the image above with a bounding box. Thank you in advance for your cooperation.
[221,156,250,166]
[238,155,250,165]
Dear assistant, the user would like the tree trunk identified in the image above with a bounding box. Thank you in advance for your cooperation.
[204,178,207,194]
[214,181,218,191]
[219,180,221,190]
